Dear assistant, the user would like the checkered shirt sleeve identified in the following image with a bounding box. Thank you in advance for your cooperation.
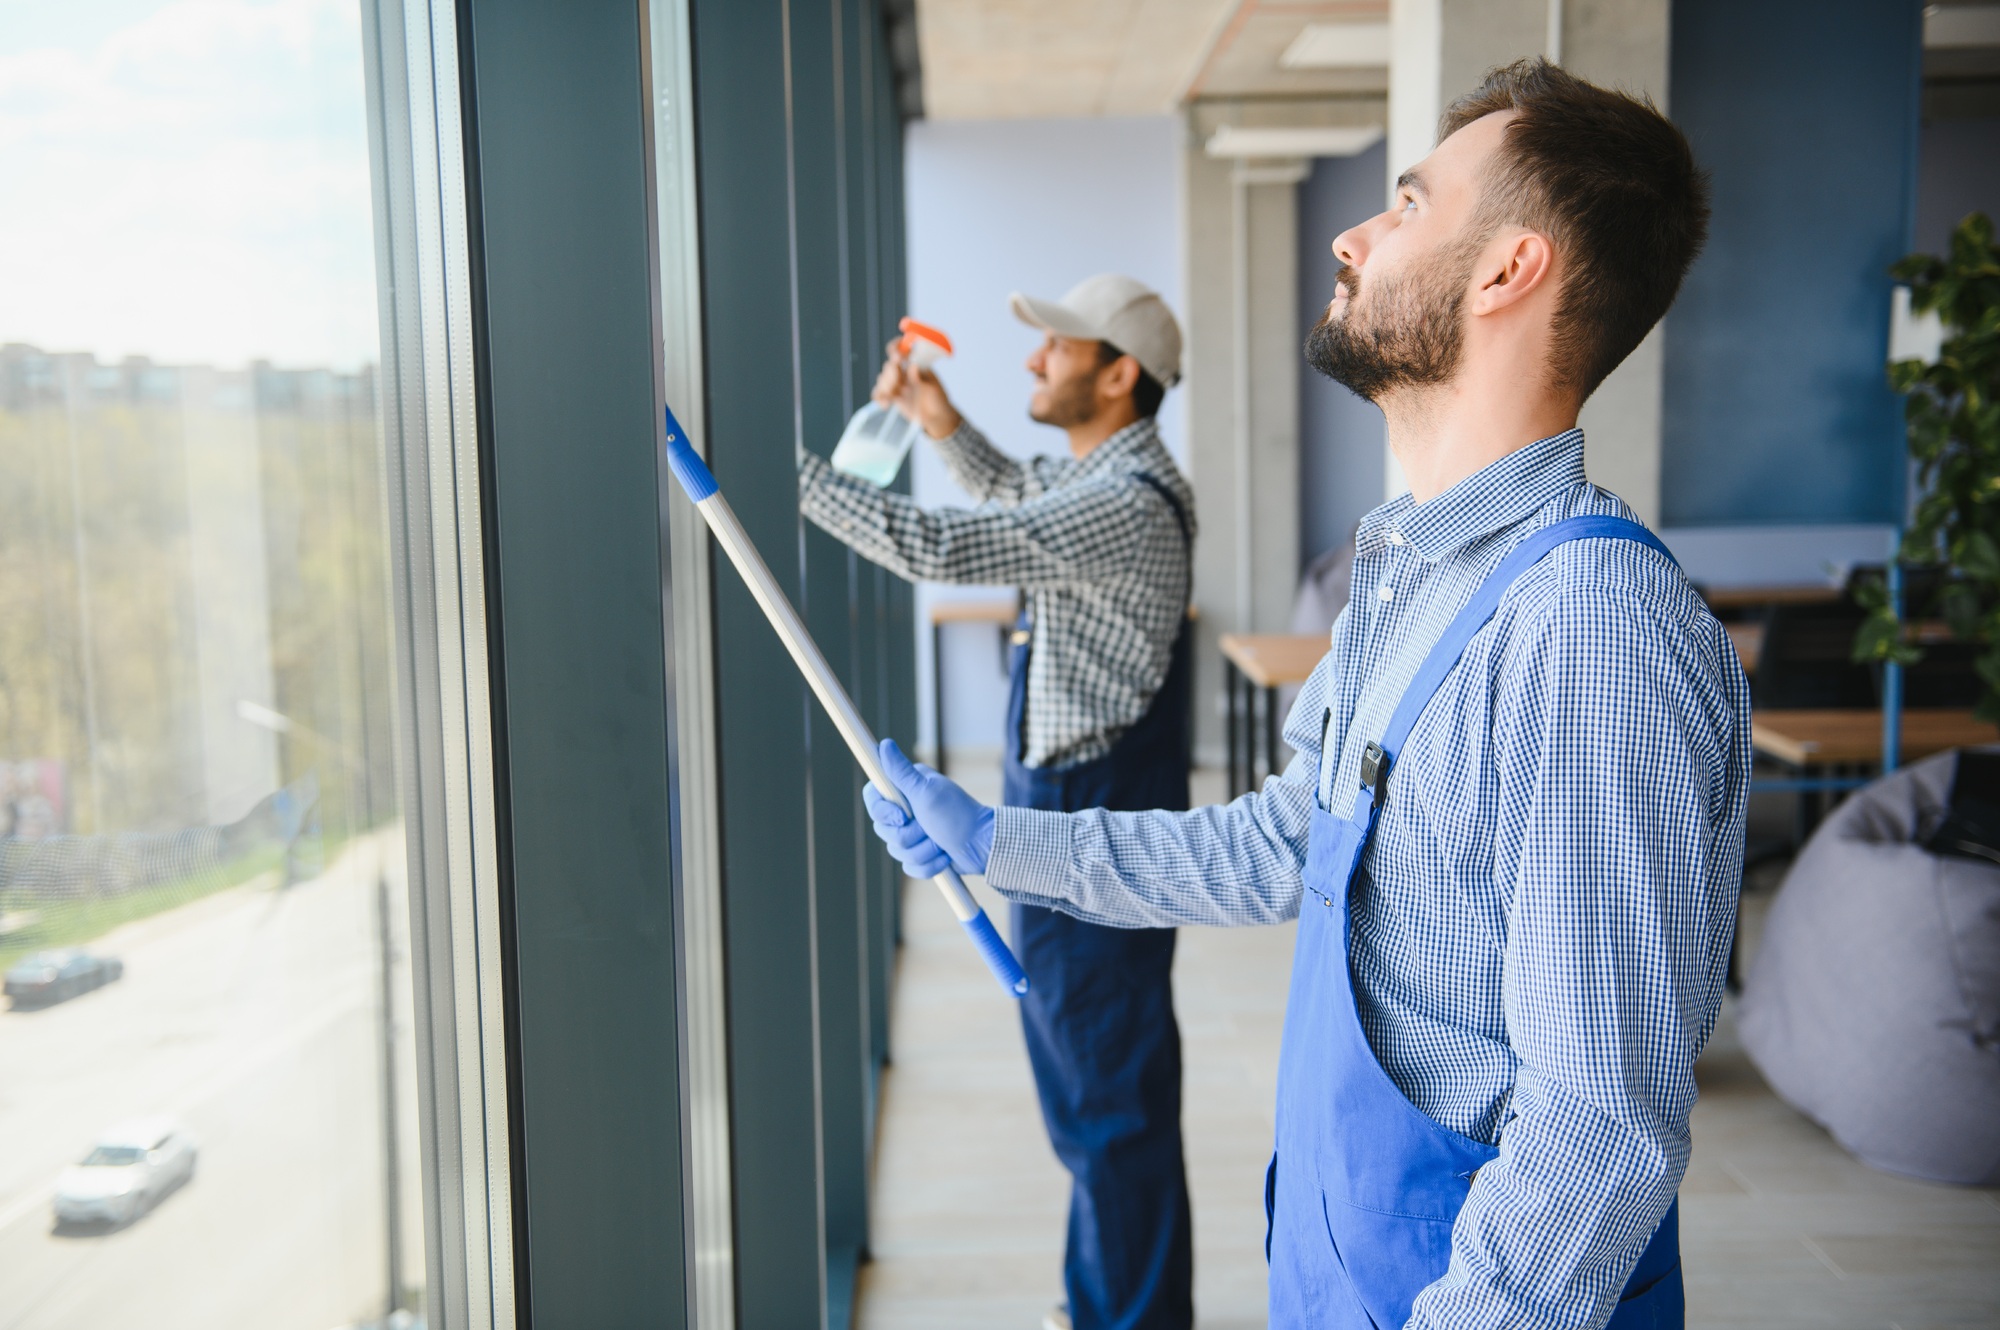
[924,419,1070,504]
[799,418,1193,768]
[986,431,1752,1330]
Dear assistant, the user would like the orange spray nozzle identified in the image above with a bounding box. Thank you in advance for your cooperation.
[897,317,953,367]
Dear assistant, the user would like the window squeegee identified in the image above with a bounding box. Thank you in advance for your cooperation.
[662,405,1029,998]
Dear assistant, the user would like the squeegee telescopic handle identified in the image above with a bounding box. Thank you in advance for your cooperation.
[703,495,914,834]
[662,408,1028,998]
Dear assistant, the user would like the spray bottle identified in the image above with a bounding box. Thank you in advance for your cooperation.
[827,318,954,487]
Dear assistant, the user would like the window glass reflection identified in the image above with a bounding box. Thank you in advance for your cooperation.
[0,3,422,1326]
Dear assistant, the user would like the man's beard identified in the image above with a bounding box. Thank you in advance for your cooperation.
[1303,248,1475,402]
[1029,366,1099,429]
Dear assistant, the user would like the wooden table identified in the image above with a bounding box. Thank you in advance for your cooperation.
[1753,708,2000,841]
[1218,633,1328,796]
[1751,708,2000,767]
[928,599,1017,775]
[1700,584,1842,613]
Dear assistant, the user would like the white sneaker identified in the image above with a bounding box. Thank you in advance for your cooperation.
[1041,1307,1072,1330]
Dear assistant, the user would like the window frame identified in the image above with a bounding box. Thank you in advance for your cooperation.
[360,0,518,1322]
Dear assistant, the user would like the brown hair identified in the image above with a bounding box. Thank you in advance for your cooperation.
[1097,340,1167,419]
[1440,58,1710,398]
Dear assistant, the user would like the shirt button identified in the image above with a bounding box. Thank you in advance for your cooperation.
[1377,583,1394,602]
[1387,529,1406,546]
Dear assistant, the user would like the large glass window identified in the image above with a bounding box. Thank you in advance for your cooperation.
[0,4,430,1324]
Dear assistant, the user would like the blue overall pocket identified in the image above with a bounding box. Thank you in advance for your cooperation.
[1302,807,1368,908]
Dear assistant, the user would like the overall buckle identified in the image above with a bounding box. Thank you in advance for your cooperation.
[1359,742,1390,809]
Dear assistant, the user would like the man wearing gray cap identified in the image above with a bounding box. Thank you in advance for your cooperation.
[799,273,1197,1330]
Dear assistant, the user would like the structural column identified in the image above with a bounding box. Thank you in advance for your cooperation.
[1181,135,1304,765]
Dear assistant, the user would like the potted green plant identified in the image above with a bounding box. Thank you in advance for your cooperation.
[1855,212,2000,721]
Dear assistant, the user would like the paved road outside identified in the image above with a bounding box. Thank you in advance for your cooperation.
[0,830,422,1330]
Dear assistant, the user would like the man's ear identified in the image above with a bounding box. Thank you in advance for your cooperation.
[1471,229,1556,315]
[1098,352,1142,401]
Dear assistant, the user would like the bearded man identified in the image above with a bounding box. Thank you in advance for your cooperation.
[863,61,1751,1330]
[798,274,1198,1330]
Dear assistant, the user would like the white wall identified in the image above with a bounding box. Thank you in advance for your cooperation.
[903,115,1185,759]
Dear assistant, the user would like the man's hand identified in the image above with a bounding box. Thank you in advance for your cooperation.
[864,738,994,878]
[874,339,962,440]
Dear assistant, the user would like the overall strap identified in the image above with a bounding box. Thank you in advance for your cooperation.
[1357,515,1676,809]
[1131,471,1193,609]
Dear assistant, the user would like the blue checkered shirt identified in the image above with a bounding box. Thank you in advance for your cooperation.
[986,430,1751,1330]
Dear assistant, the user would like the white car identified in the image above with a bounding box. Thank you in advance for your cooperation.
[52,1118,197,1227]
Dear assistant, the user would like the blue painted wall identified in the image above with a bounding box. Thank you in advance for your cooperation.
[1297,141,1389,567]
[1661,0,1922,527]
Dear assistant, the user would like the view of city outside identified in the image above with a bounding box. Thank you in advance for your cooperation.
[0,3,425,1327]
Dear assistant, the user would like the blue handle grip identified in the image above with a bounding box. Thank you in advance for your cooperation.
[960,909,1029,997]
[663,403,718,501]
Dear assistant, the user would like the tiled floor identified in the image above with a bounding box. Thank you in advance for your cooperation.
[1679,889,2000,1328]
[856,766,2000,1328]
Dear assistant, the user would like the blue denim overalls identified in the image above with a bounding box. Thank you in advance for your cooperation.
[1004,473,1195,1330]
[1267,516,1685,1328]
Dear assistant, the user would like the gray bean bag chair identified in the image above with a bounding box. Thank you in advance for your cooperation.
[1739,748,2000,1185]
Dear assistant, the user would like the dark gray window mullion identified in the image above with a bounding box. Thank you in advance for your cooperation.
[839,0,893,1114]
[849,0,902,1047]
[691,0,830,1326]
[875,34,920,878]
[828,0,889,1158]
[455,0,688,1322]
[828,7,875,1096]
[787,0,873,1306]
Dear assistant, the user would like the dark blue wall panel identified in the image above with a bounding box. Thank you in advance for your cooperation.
[1661,0,1922,527]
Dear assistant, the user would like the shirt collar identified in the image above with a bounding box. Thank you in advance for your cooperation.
[1356,428,1587,562]
[1073,418,1160,475]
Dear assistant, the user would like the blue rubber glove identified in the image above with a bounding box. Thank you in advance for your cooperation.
[864,737,994,878]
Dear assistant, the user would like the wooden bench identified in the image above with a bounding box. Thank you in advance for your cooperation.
[1218,633,1327,797]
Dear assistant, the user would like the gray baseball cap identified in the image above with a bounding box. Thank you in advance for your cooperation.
[1009,274,1183,389]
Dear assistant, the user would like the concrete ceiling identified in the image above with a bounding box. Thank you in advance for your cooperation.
[917,0,1390,120]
